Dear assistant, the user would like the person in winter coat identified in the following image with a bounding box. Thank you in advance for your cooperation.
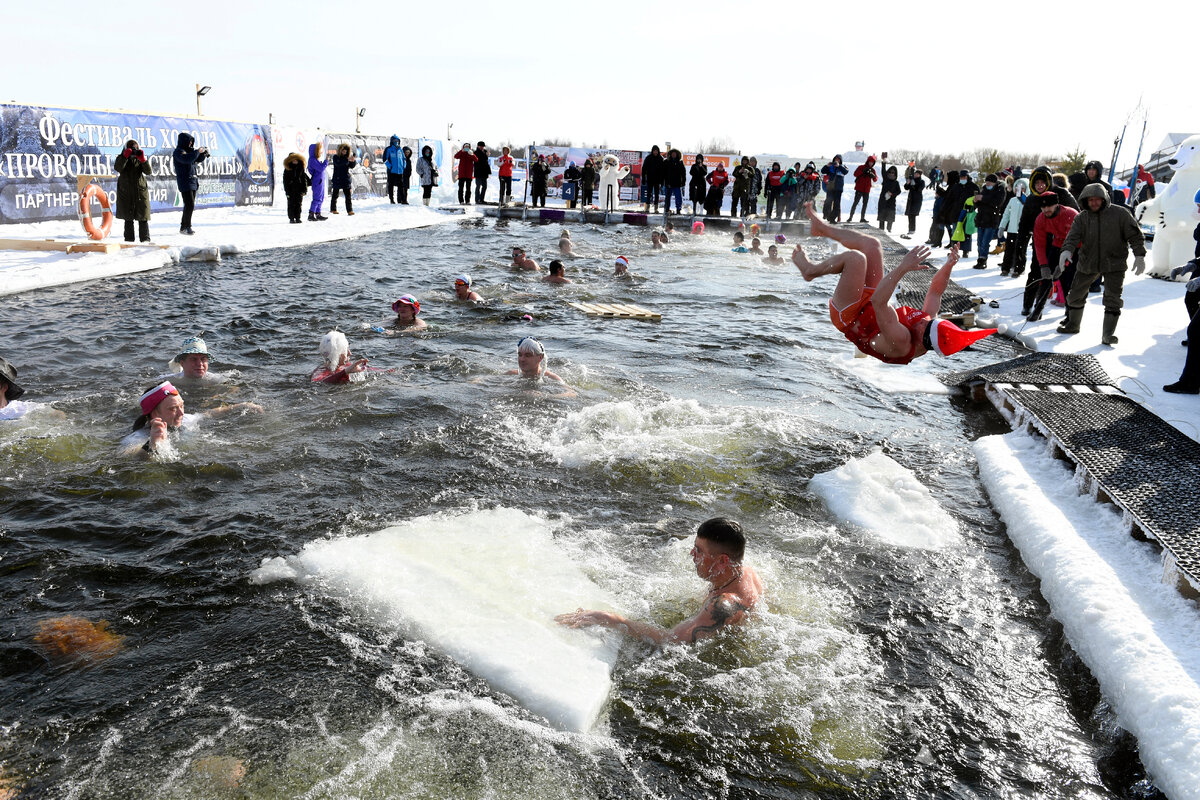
[383,136,408,204]
[563,161,582,209]
[282,152,310,223]
[497,146,515,205]
[454,143,476,204]
[749,157,763,215]
[730,156,753,217]
[901,168,925,239]
[529,155,550,208]
[939,170,979,254]
[663,148,686,215]
[798,162,822,208]
[473,142,491,204]
[172,132,209,235]
[329,143,357,215]
[1068,160,1113,201]
[306,142,329,221]
[780,169,799,219]
[1027,192,1079,320]
[848,155,878,222]
[1135,164,1156,204]
[705,163,729,216]
[877,165,901,232]
[400,146,413,204]
[821,156,848,223]
[972,174,1006,268]
[115,138,152,242]
[415,145,438,206]
[641,145,665,213]
[1057,184,1147,342]
[1016,166,1081,309]
[998,177,1029,275]
[689,155,708,214]
[765,162,784,219]
[580,158,597,207]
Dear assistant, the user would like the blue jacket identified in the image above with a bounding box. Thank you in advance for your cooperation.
[383,135,407,176]
[308,143,328,193]
[172,132,209,192]
[821,161,848,193]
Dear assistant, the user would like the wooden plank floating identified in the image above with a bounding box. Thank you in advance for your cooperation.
[0,238,169,254]
[567,301,661,320]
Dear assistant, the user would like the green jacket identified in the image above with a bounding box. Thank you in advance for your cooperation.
[1062,184,1146,274]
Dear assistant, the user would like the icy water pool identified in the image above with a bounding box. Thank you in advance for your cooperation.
[0,218,1162,798]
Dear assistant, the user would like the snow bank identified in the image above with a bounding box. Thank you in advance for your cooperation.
[810,449,959,550]
[0,197,475,297]
[975,432,1200,800]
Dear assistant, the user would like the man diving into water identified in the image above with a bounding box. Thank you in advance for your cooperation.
[793,201,995,364]
[556,518,763,644]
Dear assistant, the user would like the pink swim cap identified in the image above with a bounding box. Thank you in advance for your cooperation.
[692,221,705,234]
[775,234,787,244]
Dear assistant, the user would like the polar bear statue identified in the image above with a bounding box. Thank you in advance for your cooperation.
[1134,134,1200,277]
[597,154,631,212]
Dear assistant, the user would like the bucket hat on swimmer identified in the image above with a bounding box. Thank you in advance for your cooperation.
[139,381,179,416]
[176,336,208,362]
[0,356,25,401]
[926,319,997,357]
[392,294,420,315]
[454,274,472,287]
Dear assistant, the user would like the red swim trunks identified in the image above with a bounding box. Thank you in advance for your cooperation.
[828,288,930,365]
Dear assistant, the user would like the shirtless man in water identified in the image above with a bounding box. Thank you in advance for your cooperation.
[793,201,994,364]
[556,517,763,645]
[511,247,541,272]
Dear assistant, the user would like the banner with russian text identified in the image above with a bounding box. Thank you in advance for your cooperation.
[0,103,274,225]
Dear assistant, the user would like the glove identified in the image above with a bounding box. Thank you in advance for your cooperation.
[121,148,132,158]
[1132,256,1146,275]
[136,151,147,163]
[1188,276,1200,293]
[1053,251,1069,280]
[1040,266,1054,281]
[1171,265,1187,280]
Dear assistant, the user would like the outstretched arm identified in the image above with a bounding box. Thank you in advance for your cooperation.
[921,245,960,318]
[869,246,935,345]
[556,593,748,646]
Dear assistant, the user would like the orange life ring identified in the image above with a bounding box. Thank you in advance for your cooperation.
[78,183,114,240]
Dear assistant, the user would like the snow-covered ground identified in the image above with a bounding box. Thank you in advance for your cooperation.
[0,197,476,297]
[976,433,1200,800]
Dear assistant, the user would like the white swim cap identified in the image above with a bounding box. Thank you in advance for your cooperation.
[319,330,350,370]
[517,336,545,356]
[454,274,472,287]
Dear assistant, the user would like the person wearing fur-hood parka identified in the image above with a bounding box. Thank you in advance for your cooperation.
[282,152,311,223]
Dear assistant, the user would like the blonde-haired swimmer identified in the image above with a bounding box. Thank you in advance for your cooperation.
[558,229,574,255]
[312,331,369,383]
[506,336,575,397]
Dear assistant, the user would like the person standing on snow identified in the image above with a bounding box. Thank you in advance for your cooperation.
[847,154,878,223]
[454,143,476,204]
[997,178,1028,276]
[1057,184,1146,343]
[663,149,686,215]
[473,142,491,204]
[416,145,438,206]
[901,168,925,240]
[563,161,582,209]
[1067,159,1112,202]
[641,145,665,213]
[529,154,550,208]
[748,157,763,216]
[730,156,754,218]
[689,155,708,215]
[765,162,785,219]
[306,142,329,222]
[383,136,408,204]
[1017,166,1080,313]
[972,174,1006,268]
[580,158,597,207]
[115,139,152,242]
[821,156,848,223]
[172,132,209,235]
[497,146,515,205]
[329,144,357,216]
[797,162,822,209]
[877,165,901,232]
[939,170,978,255]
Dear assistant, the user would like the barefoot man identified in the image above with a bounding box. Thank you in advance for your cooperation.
[556,518,763,645]
[794,202,995,363]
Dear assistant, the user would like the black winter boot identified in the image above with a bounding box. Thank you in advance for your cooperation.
[1101,311,1119,345]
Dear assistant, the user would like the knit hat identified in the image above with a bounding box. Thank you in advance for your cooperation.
[985,173,998,183]
[1039,192,1060,208]
[0,356,24,401]
[958,169,970,178]
[392,294,420,314]
[927,319,997,357]
[139,381,179,416]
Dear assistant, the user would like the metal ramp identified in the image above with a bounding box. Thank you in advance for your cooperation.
[942,352,1200,596]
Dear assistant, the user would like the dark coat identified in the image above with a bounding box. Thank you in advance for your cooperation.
[663,153,686,189]
[821,161,848,193]
[904,176,925,216]
[1061,184,1147,274]
[114,147,152,221]
[282,153,310,197]
[330,150,357,190]
[974,183,1006,229]
[172,132,208,193]
[878,176,901,223]
[1018,166,1081,246]
[530,161,550,190]
[473,148,491,180]
[641,150,665,186]
[939,179,979,225]
[689,163,708,202]
[581,163,596,191]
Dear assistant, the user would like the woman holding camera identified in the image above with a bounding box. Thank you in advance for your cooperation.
[172,132,209,235]
[115,139,152,242]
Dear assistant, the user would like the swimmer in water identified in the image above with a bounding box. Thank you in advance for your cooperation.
[664,221,675,235]
[558,229,573,255]
[651,230,664,250]
[749,237,763,255]
[731,231,749,253]
[511,246,541,271]
[614,255,631,276]
[391,294,428,331]
[0,355,63,421]
[121,380,261,457]
[763,244,785,265]
[454,274,482,302]
[311,330,369,383]
[544,260,572,284]
[506,336,576,397]
[557,517,764,645]
[795,202,995,364]
[161,336,226,383]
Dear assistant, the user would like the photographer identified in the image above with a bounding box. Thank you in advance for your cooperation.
[172,132,209,235]
[416,144,438,206]
[115,139,152,242]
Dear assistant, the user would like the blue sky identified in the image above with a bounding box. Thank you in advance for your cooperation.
[7,0,1192,168]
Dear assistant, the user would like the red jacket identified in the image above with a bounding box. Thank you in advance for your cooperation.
[707,168,728,188]
[497,155,514,178]
[1033,206,1079,265]
[853,160,878,193]
[455,150,477,179]
[766,169,784,188]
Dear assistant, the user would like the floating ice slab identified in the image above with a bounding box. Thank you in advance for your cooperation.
[251,507,619,733]
[975,432,1200,800]
[810,449,958,550]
